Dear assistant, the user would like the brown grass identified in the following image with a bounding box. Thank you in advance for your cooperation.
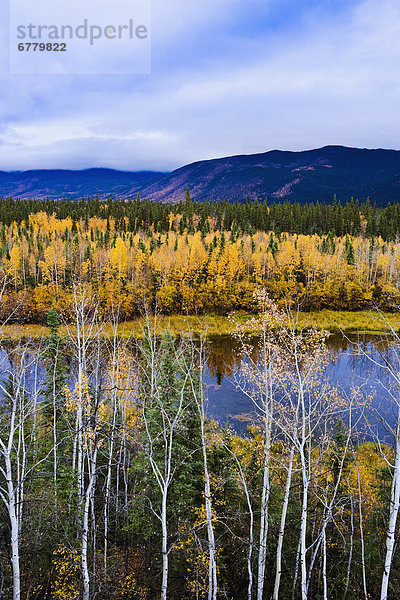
[0,310,399,341]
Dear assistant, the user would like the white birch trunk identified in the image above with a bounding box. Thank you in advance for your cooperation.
[51,342,60,498]
[161,488,169,600]
[257,330,273,600]
[228,447,254,600]
[5,450,21,600]
[356,460,368,600]
[273,447,294,600]
[104,333,119,576]
[294,335,309,600]
[53,377,57,496]
[322,528,327,600]
[380,414,400,600]
[247,502,254,600]
[299,444,309,600]
[257,423,271,600]
[186,332,218,600]
[104,422,115,576]
[82,447,98,600]
[143,348,186,600]
[343,493,354,600]
[292,537,302,600]
[203,435,217,600]
[0,371,26,600]
[195,347,217,600]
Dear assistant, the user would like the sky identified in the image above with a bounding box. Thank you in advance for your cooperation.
[0,0,400,172]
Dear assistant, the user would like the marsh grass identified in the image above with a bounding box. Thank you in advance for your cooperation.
[296,310,400,334]
[0,310,399,341]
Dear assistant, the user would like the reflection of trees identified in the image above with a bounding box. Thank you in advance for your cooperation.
[347,316,400,600]
[195,333,397,395]
[0,332,395,387]
[205,335,256,383]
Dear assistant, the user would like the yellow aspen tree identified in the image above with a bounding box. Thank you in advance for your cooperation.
[109,237,128,276]
[8,244,21,291]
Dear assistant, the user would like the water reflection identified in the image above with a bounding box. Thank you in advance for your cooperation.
[0,333,399,441]
[205,333,400,439]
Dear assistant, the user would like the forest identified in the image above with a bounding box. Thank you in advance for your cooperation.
[1,194,400,321]
[1,195,400,599]
[1,290,400,599]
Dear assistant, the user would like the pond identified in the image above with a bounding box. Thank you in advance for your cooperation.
[205,333,400,440]
[0,332,399,441]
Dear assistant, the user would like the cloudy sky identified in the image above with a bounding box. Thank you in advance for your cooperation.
[1,0,400,171]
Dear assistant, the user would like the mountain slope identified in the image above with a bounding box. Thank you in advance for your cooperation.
[1,146,400,205]
[0,168,164,200]
[136,146,400,205]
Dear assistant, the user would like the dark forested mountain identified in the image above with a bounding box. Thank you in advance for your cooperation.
[1,146,400,204]
[137,145,400,205]
[0,168,164,199]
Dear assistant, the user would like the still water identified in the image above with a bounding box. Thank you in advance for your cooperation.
[205,334,400,439]
[0,333,398,440]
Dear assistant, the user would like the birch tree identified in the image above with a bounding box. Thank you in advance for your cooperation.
[278,311,348,600]
[43,307,68,499]
[184,330,218,600]
[279,320,329,600]
[0,344,47,600]
[63,282,99,508]
[138,323,195,600]
[231,290,286,600]
[62,282,100,600]
[273,446,295,600]
[351,315,400,600]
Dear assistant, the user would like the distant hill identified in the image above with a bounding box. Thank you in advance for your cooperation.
[1,146,400,205]
[0,168,164,200]
[136,146,400,206]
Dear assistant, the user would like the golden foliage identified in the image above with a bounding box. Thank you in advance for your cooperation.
[1,213,400,320]
[51,546,80,600]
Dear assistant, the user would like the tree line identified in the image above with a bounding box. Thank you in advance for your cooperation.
[1,206,400,321]
[1,289,400,599]
[1,193,400,240]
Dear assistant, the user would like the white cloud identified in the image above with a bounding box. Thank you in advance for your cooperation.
[0,0,399,170]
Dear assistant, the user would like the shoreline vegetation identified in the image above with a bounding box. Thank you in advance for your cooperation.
[2,195,400,597]
[2,196,400,327]
[2,293,400,599]
[1,309,400,340]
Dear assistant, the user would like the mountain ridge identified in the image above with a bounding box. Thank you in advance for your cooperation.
[136,145,400,205]
[0,168,165,200]
[1,146,400,205]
